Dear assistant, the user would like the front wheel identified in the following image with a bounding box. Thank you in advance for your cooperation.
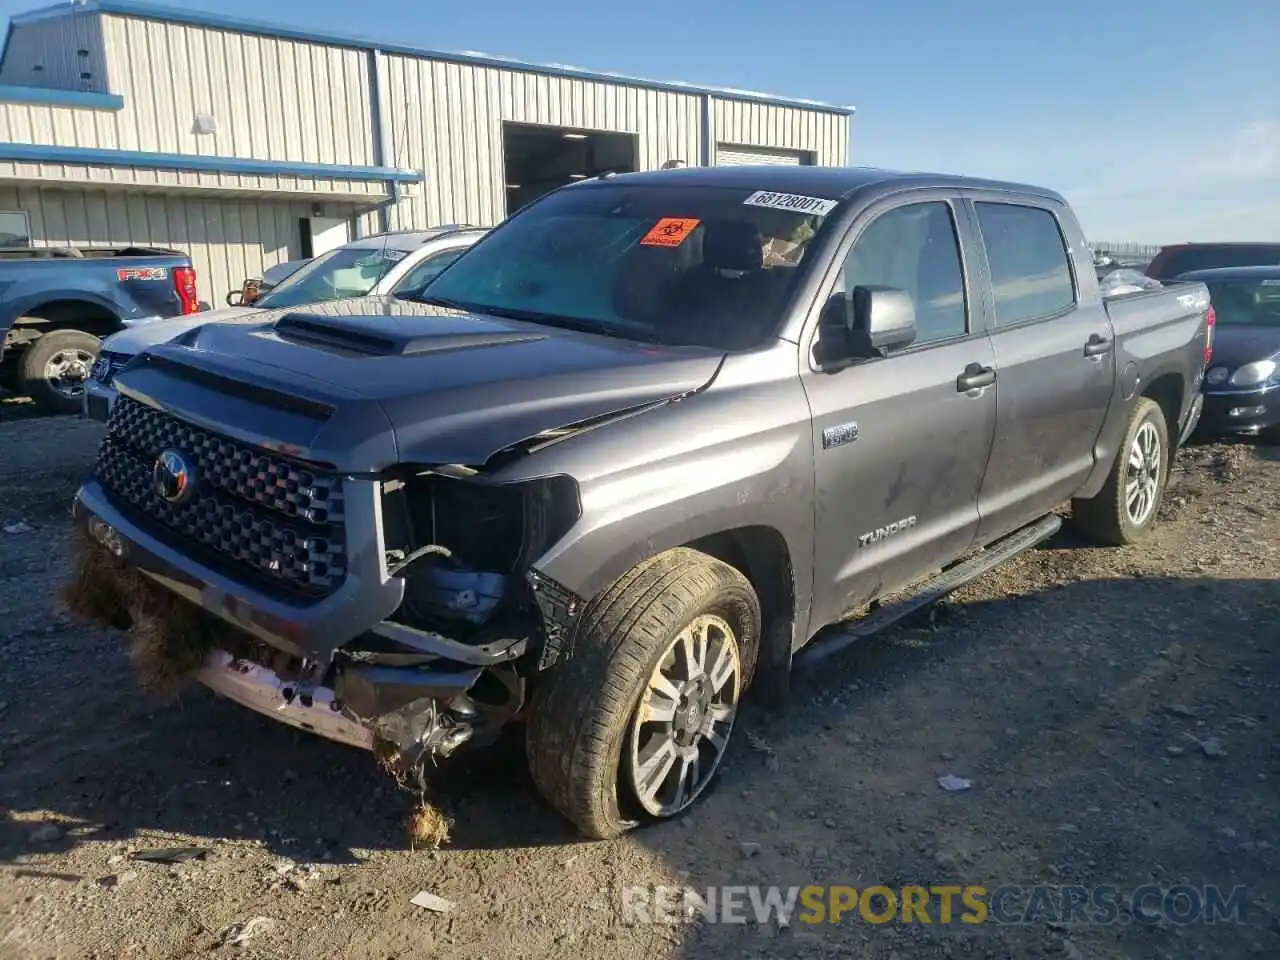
[525,548,761,839]
[19,329,102,416]
[1072,397,1170,545]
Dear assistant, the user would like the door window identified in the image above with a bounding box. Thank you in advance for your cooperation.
[974,203,1076,325]
[837,201,968,345]
[392,247,469,299]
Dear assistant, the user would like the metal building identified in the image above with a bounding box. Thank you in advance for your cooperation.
[0,0,853,304]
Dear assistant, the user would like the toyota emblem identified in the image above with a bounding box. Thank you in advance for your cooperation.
[153,449,197,504]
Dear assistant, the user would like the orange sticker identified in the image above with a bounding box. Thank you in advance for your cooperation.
[640,217,700,248]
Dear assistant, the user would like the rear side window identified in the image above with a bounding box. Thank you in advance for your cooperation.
[975,203,1076,326]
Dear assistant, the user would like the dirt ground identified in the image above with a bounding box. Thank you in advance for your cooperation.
[0,391,1277,960]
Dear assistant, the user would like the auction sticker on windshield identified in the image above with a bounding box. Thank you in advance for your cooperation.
[743,191,838,216]
[641,217,701,248]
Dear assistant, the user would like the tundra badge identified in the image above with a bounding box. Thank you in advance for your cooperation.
[859,515,917,547]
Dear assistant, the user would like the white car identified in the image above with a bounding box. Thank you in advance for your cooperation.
[83,225,487,421]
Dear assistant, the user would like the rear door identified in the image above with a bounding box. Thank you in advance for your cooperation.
[800,193,998,628]
[967,197,1115,543]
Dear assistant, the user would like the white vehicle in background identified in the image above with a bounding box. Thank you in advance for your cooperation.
[82,224,488,421]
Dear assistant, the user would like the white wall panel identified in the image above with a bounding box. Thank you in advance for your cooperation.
[98,14,374,166]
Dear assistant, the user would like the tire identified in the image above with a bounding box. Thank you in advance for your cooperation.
[1072,397,1170,545]
[525,547,761,840]
[18,329,102,416]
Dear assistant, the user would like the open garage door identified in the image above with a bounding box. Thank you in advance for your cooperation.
[715,144,811,166]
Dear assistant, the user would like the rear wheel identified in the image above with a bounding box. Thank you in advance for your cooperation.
[1072,397,1169,545]
[19,329,102,415]
[525,548,760,839]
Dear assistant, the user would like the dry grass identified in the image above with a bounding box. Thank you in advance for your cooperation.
[374,734,453,849]
[407,800,452,850]
[59,527,225,700]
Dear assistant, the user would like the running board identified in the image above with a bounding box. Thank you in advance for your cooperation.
[793,513,1062,671]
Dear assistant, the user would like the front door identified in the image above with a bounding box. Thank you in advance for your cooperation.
[801,198,998,630]
[968,199,1116,544]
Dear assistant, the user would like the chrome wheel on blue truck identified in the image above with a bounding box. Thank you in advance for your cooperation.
[20,329,102,416]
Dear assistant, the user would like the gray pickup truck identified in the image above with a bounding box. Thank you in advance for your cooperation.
[68,166,1211,840]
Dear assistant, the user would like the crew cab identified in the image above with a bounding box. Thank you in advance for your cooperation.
[0,245,200,414]
[82,225,487,421]
[68,166,1212,841]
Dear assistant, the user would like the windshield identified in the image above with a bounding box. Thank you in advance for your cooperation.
[1204,279,1280,327]
[254,245,408,309]
[414,182,838,350]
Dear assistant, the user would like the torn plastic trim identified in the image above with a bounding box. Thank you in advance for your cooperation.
[526,567,585,671]
[333,661,484,721]
[367,619,529,666]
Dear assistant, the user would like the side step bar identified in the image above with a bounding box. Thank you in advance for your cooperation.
[793,513,1062,671]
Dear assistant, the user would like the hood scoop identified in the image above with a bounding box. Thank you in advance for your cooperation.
[273,311,549,357]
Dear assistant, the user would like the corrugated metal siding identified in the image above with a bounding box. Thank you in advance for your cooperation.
[711,99,849,166]
[0,100,119,154]
[97,14,375,165]
[382,56,702,228]
[0,183,309,306]
[0,15,110,93]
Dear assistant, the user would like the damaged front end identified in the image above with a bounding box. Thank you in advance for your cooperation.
[356,466,586,773]
[66,453,588,788]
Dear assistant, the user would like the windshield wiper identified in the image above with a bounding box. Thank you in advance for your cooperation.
[470,304,670,344]
[400,294,479,311]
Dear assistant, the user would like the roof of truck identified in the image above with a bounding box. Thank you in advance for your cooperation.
[584,165,1066,203]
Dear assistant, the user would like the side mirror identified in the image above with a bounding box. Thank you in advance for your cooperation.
[815,285,917,369]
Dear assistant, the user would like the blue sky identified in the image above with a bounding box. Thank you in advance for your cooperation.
[3,0,1277,243]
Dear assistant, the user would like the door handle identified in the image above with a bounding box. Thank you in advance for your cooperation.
[1083,333,1112,357]
[956,362,996,392]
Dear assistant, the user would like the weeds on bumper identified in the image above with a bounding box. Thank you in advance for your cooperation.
[60,526,225,699]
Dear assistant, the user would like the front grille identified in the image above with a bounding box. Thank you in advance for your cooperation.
[94,396,346,597]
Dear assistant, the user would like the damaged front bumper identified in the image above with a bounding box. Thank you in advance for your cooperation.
[199,649,375,751]
[196,649,485,757]
[70,480,548,763]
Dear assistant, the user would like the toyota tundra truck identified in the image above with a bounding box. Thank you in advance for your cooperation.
[67,166,1212,840]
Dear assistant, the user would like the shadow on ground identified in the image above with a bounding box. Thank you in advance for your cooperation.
[3,574,1277,957]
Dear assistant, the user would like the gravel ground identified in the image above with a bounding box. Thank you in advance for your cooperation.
[0,395,1277,960]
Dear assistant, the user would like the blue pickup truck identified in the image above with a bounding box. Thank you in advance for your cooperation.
[0,245,203,414]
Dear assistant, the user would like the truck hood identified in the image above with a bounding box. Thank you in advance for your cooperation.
[105,303,263,354]
[115,296,724,470]
[1210,325,1280,371]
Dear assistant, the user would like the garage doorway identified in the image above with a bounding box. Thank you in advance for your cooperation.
[501,122,637,215]
[715,144,814,166]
